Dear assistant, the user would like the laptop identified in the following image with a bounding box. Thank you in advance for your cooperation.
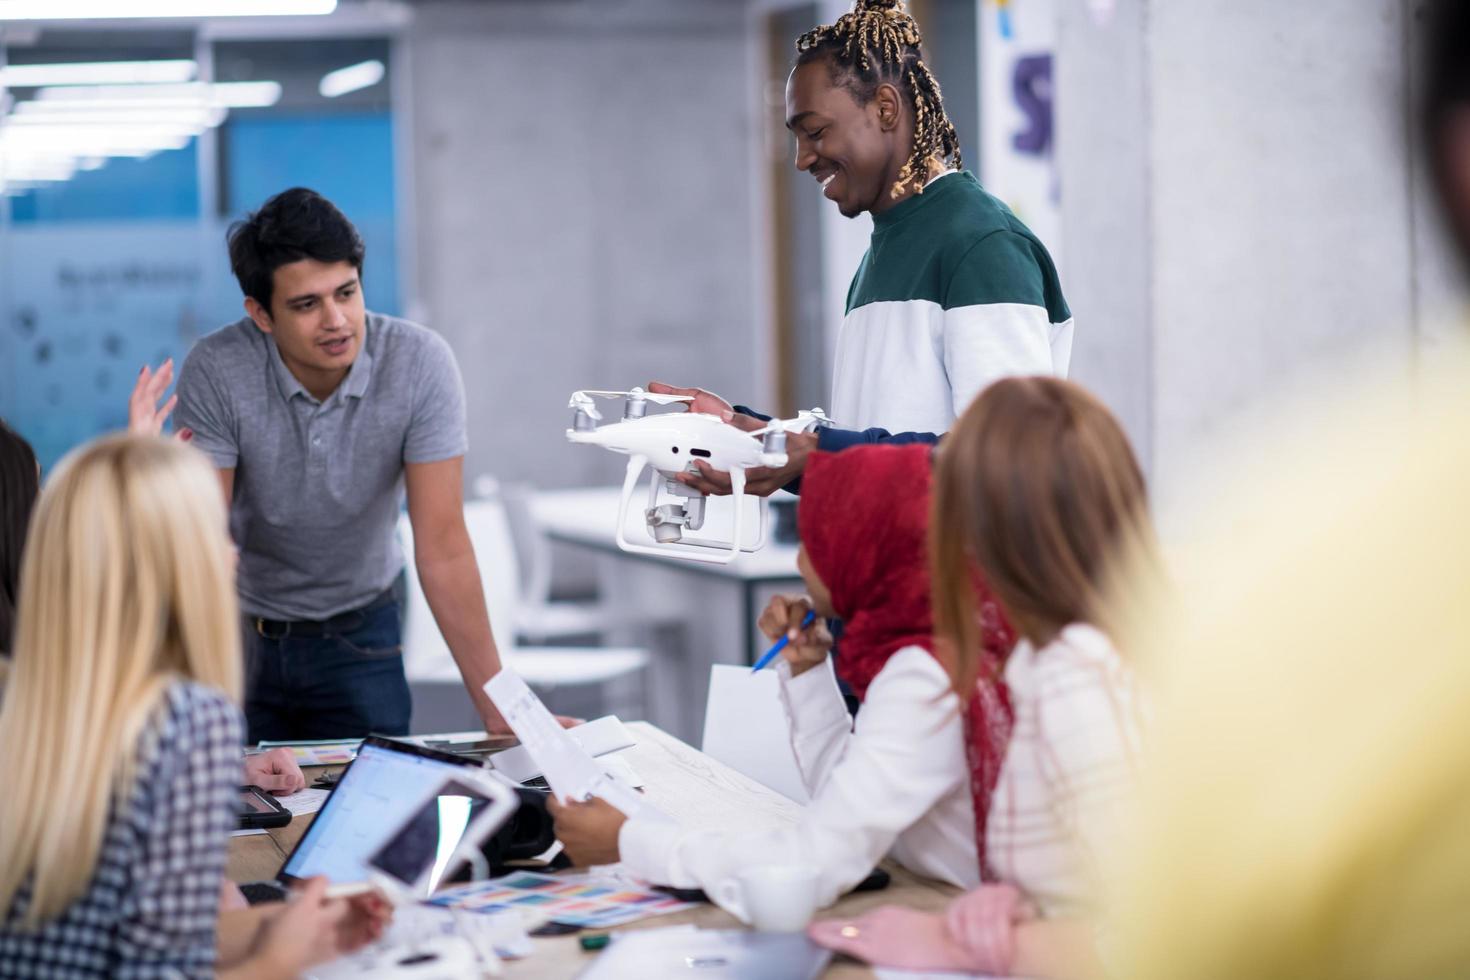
[576,928,832,980]
[278,735,503,888]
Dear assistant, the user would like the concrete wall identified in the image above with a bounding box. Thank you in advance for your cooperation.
[404,1,763,492]
[1057,0,1467,512]
[1055,0,1154,475]
[1148,0,1416,495]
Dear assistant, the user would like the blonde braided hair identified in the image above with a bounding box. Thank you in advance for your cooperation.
[797,0,962,199]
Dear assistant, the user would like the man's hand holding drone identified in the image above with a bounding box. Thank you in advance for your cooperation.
[646,381,819,497]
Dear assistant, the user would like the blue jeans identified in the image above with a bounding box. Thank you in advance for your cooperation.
[243,598,412,743]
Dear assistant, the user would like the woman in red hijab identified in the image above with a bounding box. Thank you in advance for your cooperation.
[552,444,1018,916]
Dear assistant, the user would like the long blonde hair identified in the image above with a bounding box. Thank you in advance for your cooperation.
[0,434,241,927]
[930,377,1160,693]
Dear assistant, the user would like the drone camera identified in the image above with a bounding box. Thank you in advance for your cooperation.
[647,503,687,542]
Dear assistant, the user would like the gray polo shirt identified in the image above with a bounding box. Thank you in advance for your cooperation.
[176,312,468,621]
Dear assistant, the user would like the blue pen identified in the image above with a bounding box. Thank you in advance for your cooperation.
[751,609,818,673]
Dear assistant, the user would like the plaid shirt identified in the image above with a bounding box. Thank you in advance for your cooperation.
[985,624,1142,918]
[1,681,242,978]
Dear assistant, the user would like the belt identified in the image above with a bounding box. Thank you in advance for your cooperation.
[252,587,397,640]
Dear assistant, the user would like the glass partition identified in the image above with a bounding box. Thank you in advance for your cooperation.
[0,28,399,470]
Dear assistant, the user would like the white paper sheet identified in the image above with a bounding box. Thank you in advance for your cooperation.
[597,753,644,789]
[701,664,811,803]
[482,669,655,818]
[488,714,635,783]
[276,788,329,816]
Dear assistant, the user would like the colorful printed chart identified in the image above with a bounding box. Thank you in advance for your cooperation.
[429,872,695,929]
[255,740,361,766]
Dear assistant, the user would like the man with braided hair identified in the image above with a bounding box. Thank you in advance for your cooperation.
[654,0,1071,495]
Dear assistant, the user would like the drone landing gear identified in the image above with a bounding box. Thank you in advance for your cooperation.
[614,454,766,565]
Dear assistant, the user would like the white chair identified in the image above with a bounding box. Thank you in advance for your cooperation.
[398,495,650,729]
[481,478,610,644]
[483,478,683,644]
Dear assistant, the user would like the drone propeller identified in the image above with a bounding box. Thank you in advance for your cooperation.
[577,387,694,406]
[750,407,835,437]
[568,391,603,422]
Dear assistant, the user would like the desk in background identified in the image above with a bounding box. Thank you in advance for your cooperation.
[528,487,805,742]
[228,722,957,979]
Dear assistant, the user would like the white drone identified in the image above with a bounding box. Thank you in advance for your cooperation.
[566,387,834,564]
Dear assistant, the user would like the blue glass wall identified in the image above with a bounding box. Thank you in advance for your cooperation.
[0,111,399,471]
[223,112,399,316]
[10,141,201,223]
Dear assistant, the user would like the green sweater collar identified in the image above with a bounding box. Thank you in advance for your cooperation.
[871,170,972,230]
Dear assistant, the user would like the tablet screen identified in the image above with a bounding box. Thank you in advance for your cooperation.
[280,738,480,884]
[368,778,496,892]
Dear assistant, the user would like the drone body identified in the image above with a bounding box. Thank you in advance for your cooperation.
[567,412,785,474]
[565,388,832,564]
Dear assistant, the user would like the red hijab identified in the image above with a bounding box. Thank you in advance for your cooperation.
[800,445,935,700]
[799,445,1017,879]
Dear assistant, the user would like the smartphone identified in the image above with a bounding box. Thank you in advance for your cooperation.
[237,785,291,830]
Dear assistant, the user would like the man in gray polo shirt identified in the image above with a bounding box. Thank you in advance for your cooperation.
[175,187,507,741]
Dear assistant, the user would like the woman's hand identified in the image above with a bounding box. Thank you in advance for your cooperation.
[548,795,626,866]
[808,906,977,972]
[248,877,389,978]
[809,885,1037,976]
[335,891,393,954]
[757,594,832,677]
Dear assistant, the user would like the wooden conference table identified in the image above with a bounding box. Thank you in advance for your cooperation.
[228,722,958,978]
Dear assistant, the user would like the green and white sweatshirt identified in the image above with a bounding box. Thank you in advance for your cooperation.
[821,171,1072,449]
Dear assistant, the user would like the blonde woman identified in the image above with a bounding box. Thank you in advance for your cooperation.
[0,434,381,977]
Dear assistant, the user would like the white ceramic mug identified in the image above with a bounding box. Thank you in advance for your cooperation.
[712,864,822,932]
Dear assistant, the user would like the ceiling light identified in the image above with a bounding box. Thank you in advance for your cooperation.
[0,157,77,181]
[0,60,197,87]
[0,0,336,19]
[6,107,228,127]
[0,130,198,162]
[2,124,203,138]
[1,125,200,146]
[319,59,384,98]
[18,96,234,112]
[33,80,282,108]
